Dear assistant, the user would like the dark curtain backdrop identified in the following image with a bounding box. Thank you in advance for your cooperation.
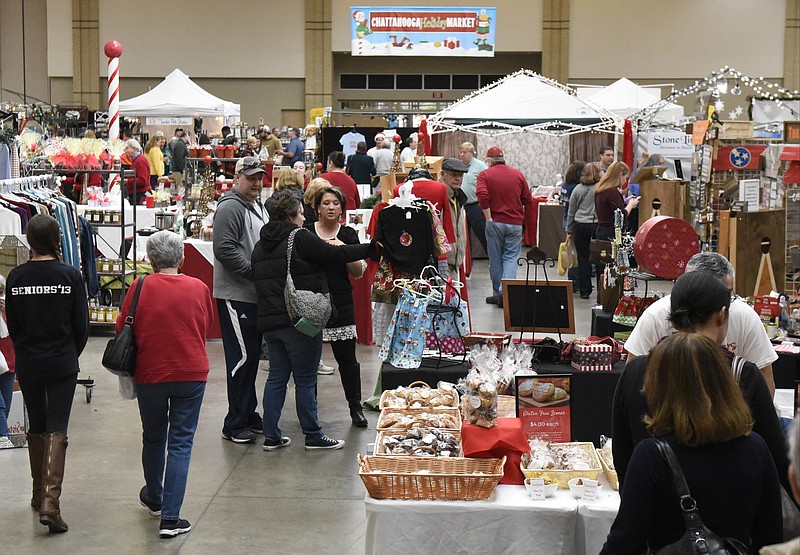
[431,131,480,158]
[569,131,615,165]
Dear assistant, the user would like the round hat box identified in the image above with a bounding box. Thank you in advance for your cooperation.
[633,216,700,279]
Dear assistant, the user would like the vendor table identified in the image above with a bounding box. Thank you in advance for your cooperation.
[364,481,619,555]
[181,239,221,339]
[773,349,800,389]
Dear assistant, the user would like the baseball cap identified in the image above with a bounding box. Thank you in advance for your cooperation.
[235,156,266,176]
[442,157,469,173]
[486,146,504,158]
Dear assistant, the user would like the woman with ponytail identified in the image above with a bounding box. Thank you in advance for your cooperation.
[610,271,791,502]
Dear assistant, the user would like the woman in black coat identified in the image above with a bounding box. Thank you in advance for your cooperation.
[306,185,368,427]
[251,189,376,451]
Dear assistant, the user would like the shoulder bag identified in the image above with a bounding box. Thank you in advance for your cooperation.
[284,228,332,337]
[589,239,614,265]
[101,275,146,377]
[649,438,749,555]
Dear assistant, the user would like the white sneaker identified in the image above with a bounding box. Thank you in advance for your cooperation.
[0,436,14,449]
[317,362,335,375]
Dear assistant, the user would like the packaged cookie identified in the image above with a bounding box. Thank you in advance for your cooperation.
[461,367,498,428]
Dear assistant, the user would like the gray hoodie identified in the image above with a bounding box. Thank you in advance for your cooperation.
[212,188,268,303]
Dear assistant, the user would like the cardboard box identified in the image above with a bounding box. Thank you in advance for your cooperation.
[718,121,754,140]
[571,343,614,371]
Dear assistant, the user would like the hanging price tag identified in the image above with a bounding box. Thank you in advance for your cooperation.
[582,479,599,502]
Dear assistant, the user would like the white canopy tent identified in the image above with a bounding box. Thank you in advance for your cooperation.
[119,68,240,119]
[575,77,684,126]
[427,69,617,137]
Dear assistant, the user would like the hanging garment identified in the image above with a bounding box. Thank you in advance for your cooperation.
[379,289,432,369]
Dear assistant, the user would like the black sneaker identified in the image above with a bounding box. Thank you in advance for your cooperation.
[221,430,256,444]
[139,486,161,517]
[485,296,499,305]
[263,436,291,451]
[159,518,192,538]
[305,435,345,451]
[496,297,504,309]
[249,422,263,435]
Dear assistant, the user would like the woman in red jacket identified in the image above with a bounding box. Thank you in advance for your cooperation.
[116,230,214,538]
[123,139,152,204]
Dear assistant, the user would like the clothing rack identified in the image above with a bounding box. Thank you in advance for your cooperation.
[0,173,55,191]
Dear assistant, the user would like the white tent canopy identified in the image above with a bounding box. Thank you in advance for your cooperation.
[428,69,617,137]
[119,68,240,118]
[576,77,684,125]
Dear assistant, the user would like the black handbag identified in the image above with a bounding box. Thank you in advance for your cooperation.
[589,239,614,265]
[101,275,146,377]
[650,438,750,555]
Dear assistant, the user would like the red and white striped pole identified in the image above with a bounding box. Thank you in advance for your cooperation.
[104,40,123,139]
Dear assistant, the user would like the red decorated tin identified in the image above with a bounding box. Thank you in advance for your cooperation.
[633,216,700,279]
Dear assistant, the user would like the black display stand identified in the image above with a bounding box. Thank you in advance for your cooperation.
[381,359,470,391]
[591,307,635,338]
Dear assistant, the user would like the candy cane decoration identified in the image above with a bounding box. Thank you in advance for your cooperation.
[104,40,123,140]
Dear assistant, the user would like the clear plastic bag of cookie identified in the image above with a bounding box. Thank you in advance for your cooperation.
[461,367,498,428]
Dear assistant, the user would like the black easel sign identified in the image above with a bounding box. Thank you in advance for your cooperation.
[515,374,571,442]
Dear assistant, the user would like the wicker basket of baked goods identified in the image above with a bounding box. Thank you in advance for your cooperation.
[379,381,459,410]
[358,451,506,501]
[375,428,463,457]
[377,407,462,432]
[520,441,602,488]
[597,449,618,490]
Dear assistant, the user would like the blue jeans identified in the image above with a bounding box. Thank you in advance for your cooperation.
[464,203,488,253]
[0,372,14,437]
[137,381,206,521]
[262,327,324,441]
[485,220,523,299]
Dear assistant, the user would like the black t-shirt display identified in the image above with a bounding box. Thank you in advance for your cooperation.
[374,202,435,275]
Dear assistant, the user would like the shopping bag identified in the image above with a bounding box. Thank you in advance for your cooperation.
[612,294,660,327]
[557,236,578,275]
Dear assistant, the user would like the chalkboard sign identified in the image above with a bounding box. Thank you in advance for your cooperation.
[501,279,575,334]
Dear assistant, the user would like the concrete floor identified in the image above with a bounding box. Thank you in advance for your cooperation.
[0,259,601,554]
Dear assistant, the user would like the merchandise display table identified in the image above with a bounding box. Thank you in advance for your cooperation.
[181,239,221,339]
[77,205,158,259]
[364,482,619,555]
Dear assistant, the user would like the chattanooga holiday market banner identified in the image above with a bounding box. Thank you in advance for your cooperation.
[350,6,496,57]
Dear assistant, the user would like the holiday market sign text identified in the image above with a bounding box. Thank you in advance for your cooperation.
[350,6,497,57]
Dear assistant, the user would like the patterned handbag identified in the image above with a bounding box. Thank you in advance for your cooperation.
[284,228,332,332]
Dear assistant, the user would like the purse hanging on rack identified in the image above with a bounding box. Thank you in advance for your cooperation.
[648,438,749,555]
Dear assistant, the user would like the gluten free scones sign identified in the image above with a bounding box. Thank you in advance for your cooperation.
[351,6,496,56]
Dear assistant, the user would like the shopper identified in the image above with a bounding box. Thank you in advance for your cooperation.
[144,134,165,190]
[277,127,304,167]
[566,161,601,299]
[598,145,614,173]
[560,160,585,289]
[458,142,489,253]
[476,146,533,308]
[602,332,782,553]
[319,151,361,212]
[124,139,152,205]
[439,157,470,276]
[242,136,261,158]
[213,156,268,444]
[118,231,213,539]
[594,161,637,242]
[251,189,376,450]
[171,128,188,193]
[6,213,89,533]
[761,416,800,554]
[346,141,376,192]
[400,133,418,163]
[0,275,15,449]
[612,271,792,500]
[306,186,369,427]
[625,251,777,395]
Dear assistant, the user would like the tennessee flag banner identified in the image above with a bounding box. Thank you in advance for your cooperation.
[712,145,766,171]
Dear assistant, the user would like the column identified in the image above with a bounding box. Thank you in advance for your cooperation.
[71,0,100,110]
[785,0,800,92]
[541,0,570,84]
[305,0,333,119]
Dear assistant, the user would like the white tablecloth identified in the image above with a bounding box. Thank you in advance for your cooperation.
[364,480,620,555]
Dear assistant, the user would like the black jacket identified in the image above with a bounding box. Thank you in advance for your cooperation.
[252,220,375,332]
[612,349,793,501]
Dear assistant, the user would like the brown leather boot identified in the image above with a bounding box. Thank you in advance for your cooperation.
[26,433,44,510]
[39,433,69,533]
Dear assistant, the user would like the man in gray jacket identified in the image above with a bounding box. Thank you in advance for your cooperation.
[213,157,268,444]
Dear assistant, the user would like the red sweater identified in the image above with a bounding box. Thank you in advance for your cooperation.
[476,163,533,226]
[116,273,214,384]
[125,153,152,197]
[320,171,361,212]
[594,187,627,227]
